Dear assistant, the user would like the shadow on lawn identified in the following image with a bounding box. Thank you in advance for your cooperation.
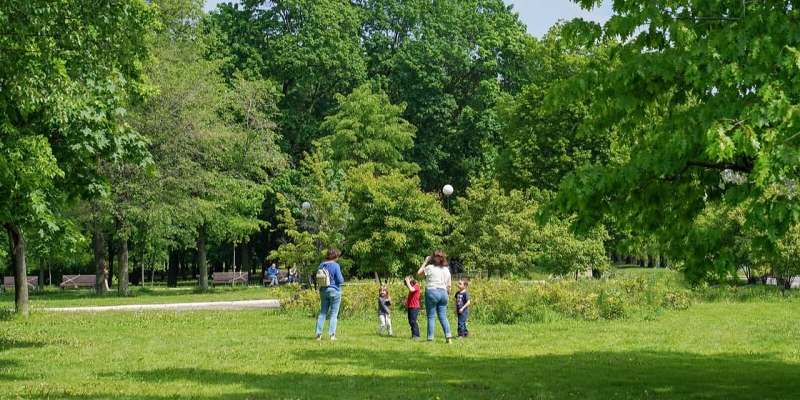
[70,348,800,400]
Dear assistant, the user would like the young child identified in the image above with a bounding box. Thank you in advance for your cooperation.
[377,286,393,336]
[404,275,421,339]
[455,278,471,338]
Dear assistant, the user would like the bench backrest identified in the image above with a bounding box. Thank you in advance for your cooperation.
[3,276,38,289]
[212,272,248,283]
[60,275,97,287]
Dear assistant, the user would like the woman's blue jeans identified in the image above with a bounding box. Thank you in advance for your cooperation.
[315,287,341,336]
[425,288,451,340]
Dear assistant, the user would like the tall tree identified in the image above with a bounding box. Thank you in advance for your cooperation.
[321,83,417,174]
[207,0,368,155]
[0,0,153,313]
[132,0,286,289]
[556,0,800,282]
[207,0,531,191]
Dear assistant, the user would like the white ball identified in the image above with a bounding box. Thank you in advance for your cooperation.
[301,201,311,210]
[442,184,454,196]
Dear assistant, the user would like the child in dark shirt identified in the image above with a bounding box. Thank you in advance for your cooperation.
[455,278,471,338]
[377,286,393,336]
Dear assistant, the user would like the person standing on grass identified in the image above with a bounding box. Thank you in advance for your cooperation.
[377,286,393,336]
[417,250,453,343]
[404,275,421,339]
[315,248,344,341]
[455,278,471,338]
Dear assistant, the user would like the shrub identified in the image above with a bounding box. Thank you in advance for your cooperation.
[281,273,693,324]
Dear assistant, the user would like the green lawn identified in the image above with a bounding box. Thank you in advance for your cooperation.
[1,298,798,399]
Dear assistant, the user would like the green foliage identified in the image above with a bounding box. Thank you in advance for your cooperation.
[775,223,800,285]
[537,221,609,278]
[555,0,800,283]
[448,178,609,278]
[448,179,541,277]
[321,84,417,174]
[130,3,286,254]
[208,0,532,190]
[207,0,367,154]
[0,0,153,232]
[347,167,447,277]
[496,25,611,192]
[282,273,692,324]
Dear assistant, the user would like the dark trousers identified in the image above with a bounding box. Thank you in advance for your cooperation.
[407,308,420,338]
[457,310,469,337]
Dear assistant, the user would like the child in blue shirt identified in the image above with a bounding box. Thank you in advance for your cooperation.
[455,278,471,338]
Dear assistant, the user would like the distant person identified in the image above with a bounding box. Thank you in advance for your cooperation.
[287,265,298,284]
[315,248,344,341]
[404,275,421,339]
[377,286,393,336]
[455,278,471,338]
[266,263,279,286]
[417,250,453,343]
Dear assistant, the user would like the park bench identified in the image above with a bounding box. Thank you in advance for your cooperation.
[3,276,39,292]
[212,271,248,286]
[263,270,290,285]
[60,275,97,289]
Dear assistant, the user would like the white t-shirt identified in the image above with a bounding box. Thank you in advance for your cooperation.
[424,265,451,290]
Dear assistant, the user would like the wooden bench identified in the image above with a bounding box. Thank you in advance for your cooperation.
[60,275,97,289]
[3,276,39,291]
[212,271,248,286]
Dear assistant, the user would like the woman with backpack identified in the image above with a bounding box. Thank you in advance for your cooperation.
[417,250,453,343]
[315,248,345,341]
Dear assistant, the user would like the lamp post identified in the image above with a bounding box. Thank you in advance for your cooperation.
[442,184,454,212]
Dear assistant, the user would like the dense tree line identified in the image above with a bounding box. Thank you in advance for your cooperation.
[3,0,800,314]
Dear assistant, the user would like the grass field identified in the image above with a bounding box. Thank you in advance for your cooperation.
[1,296,798,399]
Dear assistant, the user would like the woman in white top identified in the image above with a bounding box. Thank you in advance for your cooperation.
[416,250,453,343]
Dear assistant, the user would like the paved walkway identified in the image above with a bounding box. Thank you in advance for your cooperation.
[44,299,281,313]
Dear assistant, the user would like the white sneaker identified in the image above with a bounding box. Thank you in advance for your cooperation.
[315,334,321,341]
[330,335,337,341]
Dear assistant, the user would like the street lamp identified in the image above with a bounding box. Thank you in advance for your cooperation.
[442,184,454,197]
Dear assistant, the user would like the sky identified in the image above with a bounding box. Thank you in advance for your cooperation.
[202,0,614,38]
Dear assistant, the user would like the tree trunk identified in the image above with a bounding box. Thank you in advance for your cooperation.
[118,238,129,296]
[167,250,178,287]
[107,236,115,288]
[141,263,145,286]
[5,223,29,316]
[241,241,251,281]
[93,228,107,294]
[38,261,45,289]
[197,227,208,291]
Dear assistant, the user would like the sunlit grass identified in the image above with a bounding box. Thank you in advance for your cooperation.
[0,298,798,399]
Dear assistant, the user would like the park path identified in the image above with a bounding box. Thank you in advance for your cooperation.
[43,299,281,313]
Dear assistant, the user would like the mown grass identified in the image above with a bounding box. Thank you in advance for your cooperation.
[1,298,798,399]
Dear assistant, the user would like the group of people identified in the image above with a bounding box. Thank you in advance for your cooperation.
[264,262,298,286]
[314,248,471,343]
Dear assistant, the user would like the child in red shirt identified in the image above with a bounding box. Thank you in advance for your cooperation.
[404,275,421,339]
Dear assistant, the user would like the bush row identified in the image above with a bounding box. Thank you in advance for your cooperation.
[279,275,692,324]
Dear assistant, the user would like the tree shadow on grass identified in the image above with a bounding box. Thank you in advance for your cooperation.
[79,349,800,400]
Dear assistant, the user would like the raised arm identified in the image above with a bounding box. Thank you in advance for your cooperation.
[404,276,416,291]
[416,256,431,277]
